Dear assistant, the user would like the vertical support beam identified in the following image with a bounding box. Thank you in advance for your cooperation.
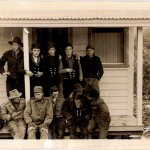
[23,28,30,102]
[137,27,143,125]
[128,27,134,116]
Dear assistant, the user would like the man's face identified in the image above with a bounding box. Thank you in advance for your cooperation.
[48,47,56,56]
[32,48,40,58]
[86,48,94,57]
[65,46,73,57]
[12,43,20,52]
[51,91,59,102]
[11,97,20,103]
[74,90,83,99]
[34,92,43,100]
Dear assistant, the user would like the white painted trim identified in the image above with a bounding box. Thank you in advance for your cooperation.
[23,28,30,102]
[0,20,150,27]
[128,27,134,116]
[137,27,143,125]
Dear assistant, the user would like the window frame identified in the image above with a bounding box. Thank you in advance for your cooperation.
[88,27,129,68]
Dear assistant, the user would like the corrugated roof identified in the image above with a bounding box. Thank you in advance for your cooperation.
[0,2,150,20]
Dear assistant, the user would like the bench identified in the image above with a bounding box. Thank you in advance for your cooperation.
[0,115,144,139]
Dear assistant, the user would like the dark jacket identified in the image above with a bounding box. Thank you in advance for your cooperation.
[0,50,25,79]
[29,54,46,86]
[80,55,104,80]
[62,95,92,121]
[61,55,79,81]
[45,55,60,78]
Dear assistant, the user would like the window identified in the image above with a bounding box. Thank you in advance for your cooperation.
[91,28,125,65]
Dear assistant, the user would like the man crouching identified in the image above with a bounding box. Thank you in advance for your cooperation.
[1,89,26,139]
[24,86,53,139]
[62,83,92,139]
[85,87,111,139]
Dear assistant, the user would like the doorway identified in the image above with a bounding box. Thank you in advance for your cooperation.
[36,28,69,57]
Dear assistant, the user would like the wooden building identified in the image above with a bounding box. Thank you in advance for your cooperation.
[0,1,147,137]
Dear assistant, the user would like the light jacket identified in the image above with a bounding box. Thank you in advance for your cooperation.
[24,97,53,126]
[1,98,25,121]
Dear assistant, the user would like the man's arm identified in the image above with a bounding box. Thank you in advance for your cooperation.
[44,100,53,126]
[1,104,11,121]
[0,52,8,74]
[23,101,33,124]
[59,59,74,74]
[62,99,73,121]
[97,57,104,80]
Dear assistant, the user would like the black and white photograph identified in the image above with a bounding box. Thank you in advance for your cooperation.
[0,0,150,149]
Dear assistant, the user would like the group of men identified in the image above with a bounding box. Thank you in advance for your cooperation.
[0,36,110,139]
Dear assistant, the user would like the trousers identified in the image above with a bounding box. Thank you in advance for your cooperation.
[87,99,110,139]
[7,119,26,139]
[27,123,48,139]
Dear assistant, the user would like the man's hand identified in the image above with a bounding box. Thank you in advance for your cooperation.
[79,74,83,81]
[41,128,48,134]
[66,68,74,73]
[34,72,43,77]
[25,70,34,77]
[2,72,10,76]
[11,111,22,119]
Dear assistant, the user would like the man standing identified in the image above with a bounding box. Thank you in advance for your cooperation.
[80,45,104,94]
[59,43,83,98]
[24,86,53,139]
[44,43,60,96]
[29,43,45,97]
[0,36,32,97]
[62,83,91,139]
[1,89,26,139]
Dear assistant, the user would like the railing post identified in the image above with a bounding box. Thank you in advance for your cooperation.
[137,27,143,125]
[23,28,30,102]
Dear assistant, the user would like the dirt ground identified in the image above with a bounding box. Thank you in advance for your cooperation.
[134,96,150,127]
[142,98,150,127]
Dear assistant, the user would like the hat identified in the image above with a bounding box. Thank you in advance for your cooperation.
[65,43,73,49]
[50,86,58,93]
[9,89,22,99]
[34,86,43,93]
[48,42,55,50]
[8,36,23,47]
[74,83,84,92]
[87,86,99,99]
[31,43,41,50]
[86,44,94,50]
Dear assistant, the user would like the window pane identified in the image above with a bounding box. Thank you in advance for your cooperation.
[92,28,124,64]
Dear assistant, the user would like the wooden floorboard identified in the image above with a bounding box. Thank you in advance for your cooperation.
[0,115,144,139]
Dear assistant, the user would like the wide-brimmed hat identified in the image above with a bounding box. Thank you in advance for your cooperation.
[8,36,23,47]
[9,89,22,99]
[34,86,43,93]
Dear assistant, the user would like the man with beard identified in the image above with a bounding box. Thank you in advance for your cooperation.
[1,89,26,139]
[62,83,91,139]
